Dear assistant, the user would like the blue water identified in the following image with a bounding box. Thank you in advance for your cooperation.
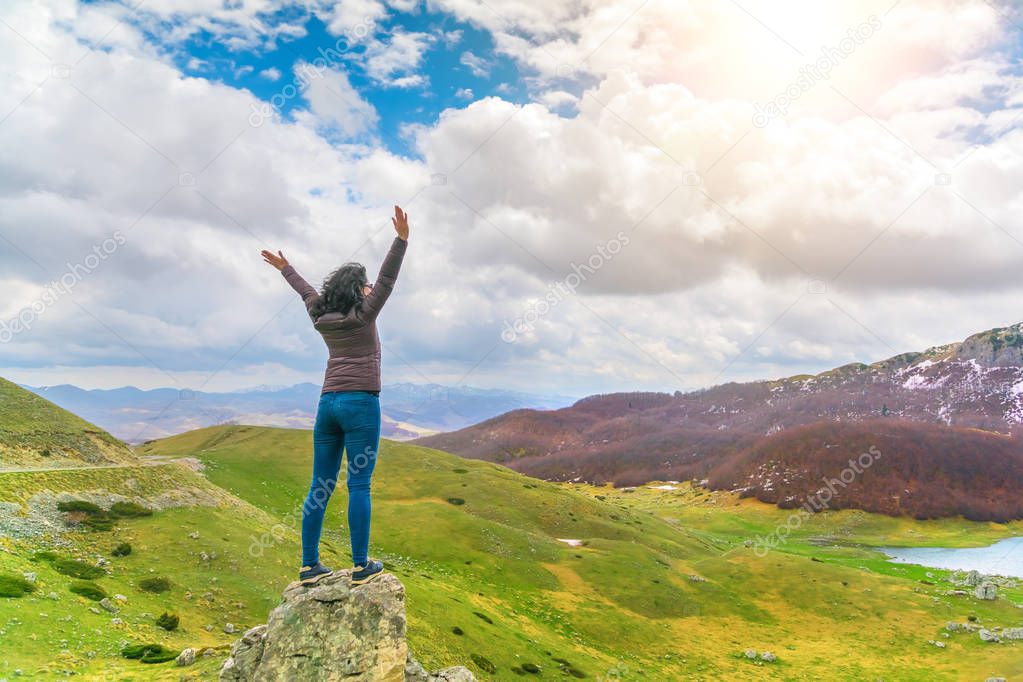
[882,537,1023,578]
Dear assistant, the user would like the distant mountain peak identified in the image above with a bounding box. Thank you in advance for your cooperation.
[955,323,1023,367]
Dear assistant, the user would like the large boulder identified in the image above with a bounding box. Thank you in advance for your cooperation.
[220,569,475,682]
[975,582,998,600]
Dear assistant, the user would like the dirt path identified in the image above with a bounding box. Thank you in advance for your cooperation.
[0,456,196,474]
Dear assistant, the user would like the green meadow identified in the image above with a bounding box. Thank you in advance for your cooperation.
[0,424,1019,680]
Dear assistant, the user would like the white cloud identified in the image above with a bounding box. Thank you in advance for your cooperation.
[441,29,463,47]
[298,63,379,137]
[4,0,1023,398]
[322,0,388,39]
[361,30,433,86]
[536,90,578,109]
[455,87,473,99]
[259,67,282,81]
[459,50,490,77]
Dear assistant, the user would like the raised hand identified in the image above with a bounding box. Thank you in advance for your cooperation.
[391,205,409,241]
[261,249,290,271]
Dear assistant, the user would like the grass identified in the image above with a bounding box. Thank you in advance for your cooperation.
[138,577,171,594]
[121,643,180,664]
[53,558,105,579]
[0,423,1020,680]
[136,425,1023,681]
[0,378,135,467]
[0,574,36,598]
[155,612,179,631]
[69,580,106,601]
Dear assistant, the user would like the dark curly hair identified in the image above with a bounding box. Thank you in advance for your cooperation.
[308,262,369,320]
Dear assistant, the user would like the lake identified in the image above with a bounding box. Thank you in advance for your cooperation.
[882,536,1023,578]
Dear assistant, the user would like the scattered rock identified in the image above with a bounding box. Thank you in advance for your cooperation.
[113,594,127,602]
[964,570,983,587]
[189,531,200,539]
[975,583,998,600]
[424,667,477,681]
[743,649,757,660]
[89,607,101,615]
[927,640,946,648]
[99,598,118,613]
[224,623,236,634]
[0,490,223,539]
[203,648,216,657]
[219,570,474,681]
[687,575,706,583]
[1002,627,1023,640]
[110,618,123,626]
[176,647,197,667]
[405,651,428,681]
[22,572,36,583]
[760,651,777,662]
[47,592,59,601]
[979,629,1001,643]
[405,649,477,682]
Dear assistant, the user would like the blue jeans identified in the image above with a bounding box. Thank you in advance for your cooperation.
[301,390,380,567]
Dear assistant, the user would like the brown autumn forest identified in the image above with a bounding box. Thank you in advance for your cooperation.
[415,324,1023,521]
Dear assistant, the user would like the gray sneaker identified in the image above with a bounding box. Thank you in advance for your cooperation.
[351,559,384,585]
[299,562,333,585]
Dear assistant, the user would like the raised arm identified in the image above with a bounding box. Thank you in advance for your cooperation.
[261,249,321,315]
[360,206,409,319]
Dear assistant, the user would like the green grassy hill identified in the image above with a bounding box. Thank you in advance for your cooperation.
[1,422,1021,680]
[0,378,136,468]
[0,460,287,679]
[137,426,1023,681]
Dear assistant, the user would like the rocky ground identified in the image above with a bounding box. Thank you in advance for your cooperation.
[219,569,476,682]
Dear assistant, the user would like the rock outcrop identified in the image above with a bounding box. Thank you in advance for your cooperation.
[975,582,998,600]
[220,570,476,682]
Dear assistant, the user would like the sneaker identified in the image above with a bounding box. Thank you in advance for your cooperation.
[351,559,385,585]
[299,562,333,585]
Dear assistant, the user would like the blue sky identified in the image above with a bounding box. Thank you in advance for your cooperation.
[166,10,531,158]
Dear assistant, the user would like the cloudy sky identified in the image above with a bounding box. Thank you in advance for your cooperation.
[1,0,1022,397]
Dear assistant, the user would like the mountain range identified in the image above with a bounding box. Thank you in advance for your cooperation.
[415,323,1023,521]
[20,382,575,444]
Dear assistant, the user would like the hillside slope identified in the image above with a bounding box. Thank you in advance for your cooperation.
[414,324,1023,519]
[139,426,1023,680]
[706,419,1023,522]
[2,422,1022,679]
[0,377,136,468]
